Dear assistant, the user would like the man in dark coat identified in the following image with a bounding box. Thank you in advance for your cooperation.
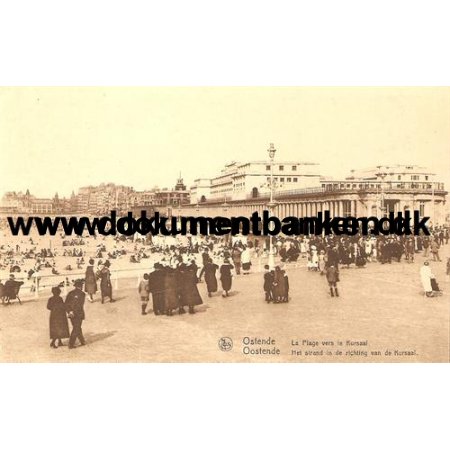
[65,279,86,349]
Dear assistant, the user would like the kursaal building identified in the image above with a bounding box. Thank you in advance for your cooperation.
[186,162,447,226]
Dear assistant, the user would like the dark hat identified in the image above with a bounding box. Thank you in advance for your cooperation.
[104,260,111,267]
[52,286,61,295]
[73,279,84,288]
[89,258,94,265]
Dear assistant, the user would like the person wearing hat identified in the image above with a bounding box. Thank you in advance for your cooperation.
[148,263,165,315]
[179,261,203,313]
[219,258,234,297]
[326,264,339,298]
[162,264,179,316]
[430,238,441,262]
[84,258,97,302]
[263,265,274,302]
[99,260,114,303]
[65,279,86,349]
[47,286,70,348]
[198,257,219,297]
[272,266,287,302]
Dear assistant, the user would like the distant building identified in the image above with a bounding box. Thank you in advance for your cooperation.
[0,190,54,214]
[129,176,190,216]
[73,183,135,214]
[190,160,321,204]
[321,165,446,219]
[181,164,447,226]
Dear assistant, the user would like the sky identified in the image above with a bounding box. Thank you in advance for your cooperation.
[0,87,449,198]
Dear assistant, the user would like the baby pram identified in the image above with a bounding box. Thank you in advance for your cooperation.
[2,280,24,305]
[431,277,443,296]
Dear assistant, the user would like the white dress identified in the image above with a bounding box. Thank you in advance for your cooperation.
[420,265,433,292]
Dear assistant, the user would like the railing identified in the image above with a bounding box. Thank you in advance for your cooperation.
[4,267,150,300]
[4,251,298,301]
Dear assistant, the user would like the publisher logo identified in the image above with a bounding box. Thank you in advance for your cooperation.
[218,337,233,352]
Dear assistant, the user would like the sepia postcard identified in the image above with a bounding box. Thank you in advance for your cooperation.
[0,86,449,363]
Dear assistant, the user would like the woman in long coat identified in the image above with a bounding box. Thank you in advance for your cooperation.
[47,286,69,348]
[202,258,219,297]
[84,258,97,302]
[180,262,203,314]
[163,266,179,315]
[99,260,114,303]
[272,266,287,302]
[220,259,234,297]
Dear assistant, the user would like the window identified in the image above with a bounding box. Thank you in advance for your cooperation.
[293,177,298,182]
[279,165,284,171]
[287,177,291,182]
[266,165,270,170]
[292,165,297,171]
[425,175,428,180]
[280,177,285,182]
[419,202,425,217]
[398,175,401,180]
[411,175,419,181]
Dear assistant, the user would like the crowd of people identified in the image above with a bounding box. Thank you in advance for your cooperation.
[1,218,449,349]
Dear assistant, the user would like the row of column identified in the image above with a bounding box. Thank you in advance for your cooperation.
[182,200,359,218]
[228,200,359,218]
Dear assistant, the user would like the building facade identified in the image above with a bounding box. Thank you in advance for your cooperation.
[190,160,322,204]
[181,164,447,226]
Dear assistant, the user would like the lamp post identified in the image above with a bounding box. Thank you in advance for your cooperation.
[375,171,387,216]
[222,193,229,214]
[267,143,277,269]
[431,175,435,228]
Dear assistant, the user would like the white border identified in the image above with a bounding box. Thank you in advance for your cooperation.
[1,1,450,449]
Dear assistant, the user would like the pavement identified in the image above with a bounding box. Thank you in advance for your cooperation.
[1,247,449,362]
